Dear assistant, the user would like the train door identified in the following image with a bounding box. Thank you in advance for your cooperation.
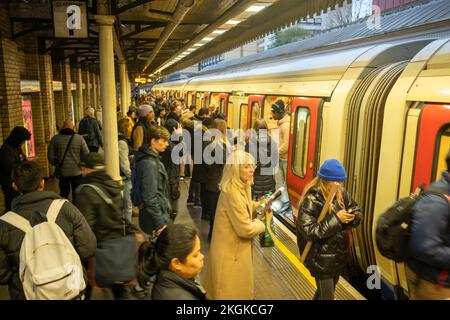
[412,104,450,190]
[195,92,202,111]
[219,93,229,115]
[287,97,322,222]
[202,92,210,108]
[239,101,249,130]
[248,95,264,129]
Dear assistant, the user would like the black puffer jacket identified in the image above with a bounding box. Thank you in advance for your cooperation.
[245,134,276,199]
[152,270,207,300]
[0,191,96,300]
[205,140,230,193]
[74,171,131,243]
[296,187,362,279]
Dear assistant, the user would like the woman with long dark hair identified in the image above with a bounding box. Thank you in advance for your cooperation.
[137,224,206,300]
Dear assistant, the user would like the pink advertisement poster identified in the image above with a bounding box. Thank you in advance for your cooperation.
[21,97,36,158]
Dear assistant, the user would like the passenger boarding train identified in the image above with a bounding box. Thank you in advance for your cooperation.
[152,37,450,299]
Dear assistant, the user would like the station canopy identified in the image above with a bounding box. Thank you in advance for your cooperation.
[5,0,349,78]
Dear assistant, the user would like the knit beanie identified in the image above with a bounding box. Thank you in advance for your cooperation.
[271,100,286,114]
[318,158,347,182]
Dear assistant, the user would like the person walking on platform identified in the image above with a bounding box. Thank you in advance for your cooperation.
[124,107,138,128]
[205,118,231,240]
[132,104,156,151]
[405,149,450,300]
[0,126,31,212]
[271,100,290,205]
[0,161,96,300]
[245,119,276,200]
[134,126,172,238]
[296,159,361,300]
[137,224,206,300]
[160,119,183,221]
[74,153,136,300]
[204,150,265,300]
[118,118,134,223]
[48,119,89,200]
[78,107,103,153]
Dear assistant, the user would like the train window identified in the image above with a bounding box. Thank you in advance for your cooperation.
[292,107,310,178]
[239,103,249,130]
[227,102,233,128]
[434,125,450,181]
[250,101,261,129]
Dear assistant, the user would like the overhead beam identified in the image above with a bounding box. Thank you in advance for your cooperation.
[152,0,259,73]
[142,0,197,72]
[120,22,167,39]
[112,0,157,15]
[161,0,347,75]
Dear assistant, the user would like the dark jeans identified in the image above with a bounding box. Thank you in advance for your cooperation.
[208,190,220,238]
[88,146,99,153]
[188,180,201,201]
[200,183,210,219]
[313,276,340,300]
[59,175,82,199]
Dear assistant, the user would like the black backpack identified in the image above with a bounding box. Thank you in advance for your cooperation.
[375,187,447,262]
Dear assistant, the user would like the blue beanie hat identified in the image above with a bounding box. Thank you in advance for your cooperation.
[318,159,347,182]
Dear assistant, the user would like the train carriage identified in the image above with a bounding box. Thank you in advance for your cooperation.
[152,36,450,299]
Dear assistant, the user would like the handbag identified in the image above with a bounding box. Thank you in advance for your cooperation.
[76,184,137,288]
[94,234,137,288]
[54,134,75,178]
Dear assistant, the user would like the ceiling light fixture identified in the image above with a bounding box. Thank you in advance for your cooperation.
[226,19,240,25]
[245,5,266,12]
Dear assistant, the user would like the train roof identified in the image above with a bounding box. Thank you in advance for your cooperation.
[199,0,450,75]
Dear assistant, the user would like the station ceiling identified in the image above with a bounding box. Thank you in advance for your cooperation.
[5,0,348,78]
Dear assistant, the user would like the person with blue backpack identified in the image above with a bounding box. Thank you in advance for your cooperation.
[132,126,172,238]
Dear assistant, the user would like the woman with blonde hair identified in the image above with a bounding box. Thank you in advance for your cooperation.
[296,158,362,300]
[203,149,265,299]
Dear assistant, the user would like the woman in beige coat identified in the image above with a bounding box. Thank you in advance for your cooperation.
[204,149,266,300]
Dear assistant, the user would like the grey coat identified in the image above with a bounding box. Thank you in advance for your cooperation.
[48,128,89,177]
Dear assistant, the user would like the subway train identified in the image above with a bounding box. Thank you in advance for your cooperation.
[152,32,450,299]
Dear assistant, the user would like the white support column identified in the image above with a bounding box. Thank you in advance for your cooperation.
[126,75,132,108]
[92,72,98,110]
[95,15,120,180]
[119,61,128,116]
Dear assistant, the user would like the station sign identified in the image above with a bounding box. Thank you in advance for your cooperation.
[52,0,88,38]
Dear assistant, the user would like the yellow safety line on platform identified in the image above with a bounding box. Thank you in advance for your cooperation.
[273,237,317,289]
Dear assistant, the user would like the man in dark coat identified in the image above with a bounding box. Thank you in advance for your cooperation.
[0,126,31,212]
[78,107,103,152]
[74,152,134,299]
[0,161,96,300]
[48,119,89,199]
[406,149,450,299]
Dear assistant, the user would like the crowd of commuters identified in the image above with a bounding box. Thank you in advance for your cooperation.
[0,92,447,301]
